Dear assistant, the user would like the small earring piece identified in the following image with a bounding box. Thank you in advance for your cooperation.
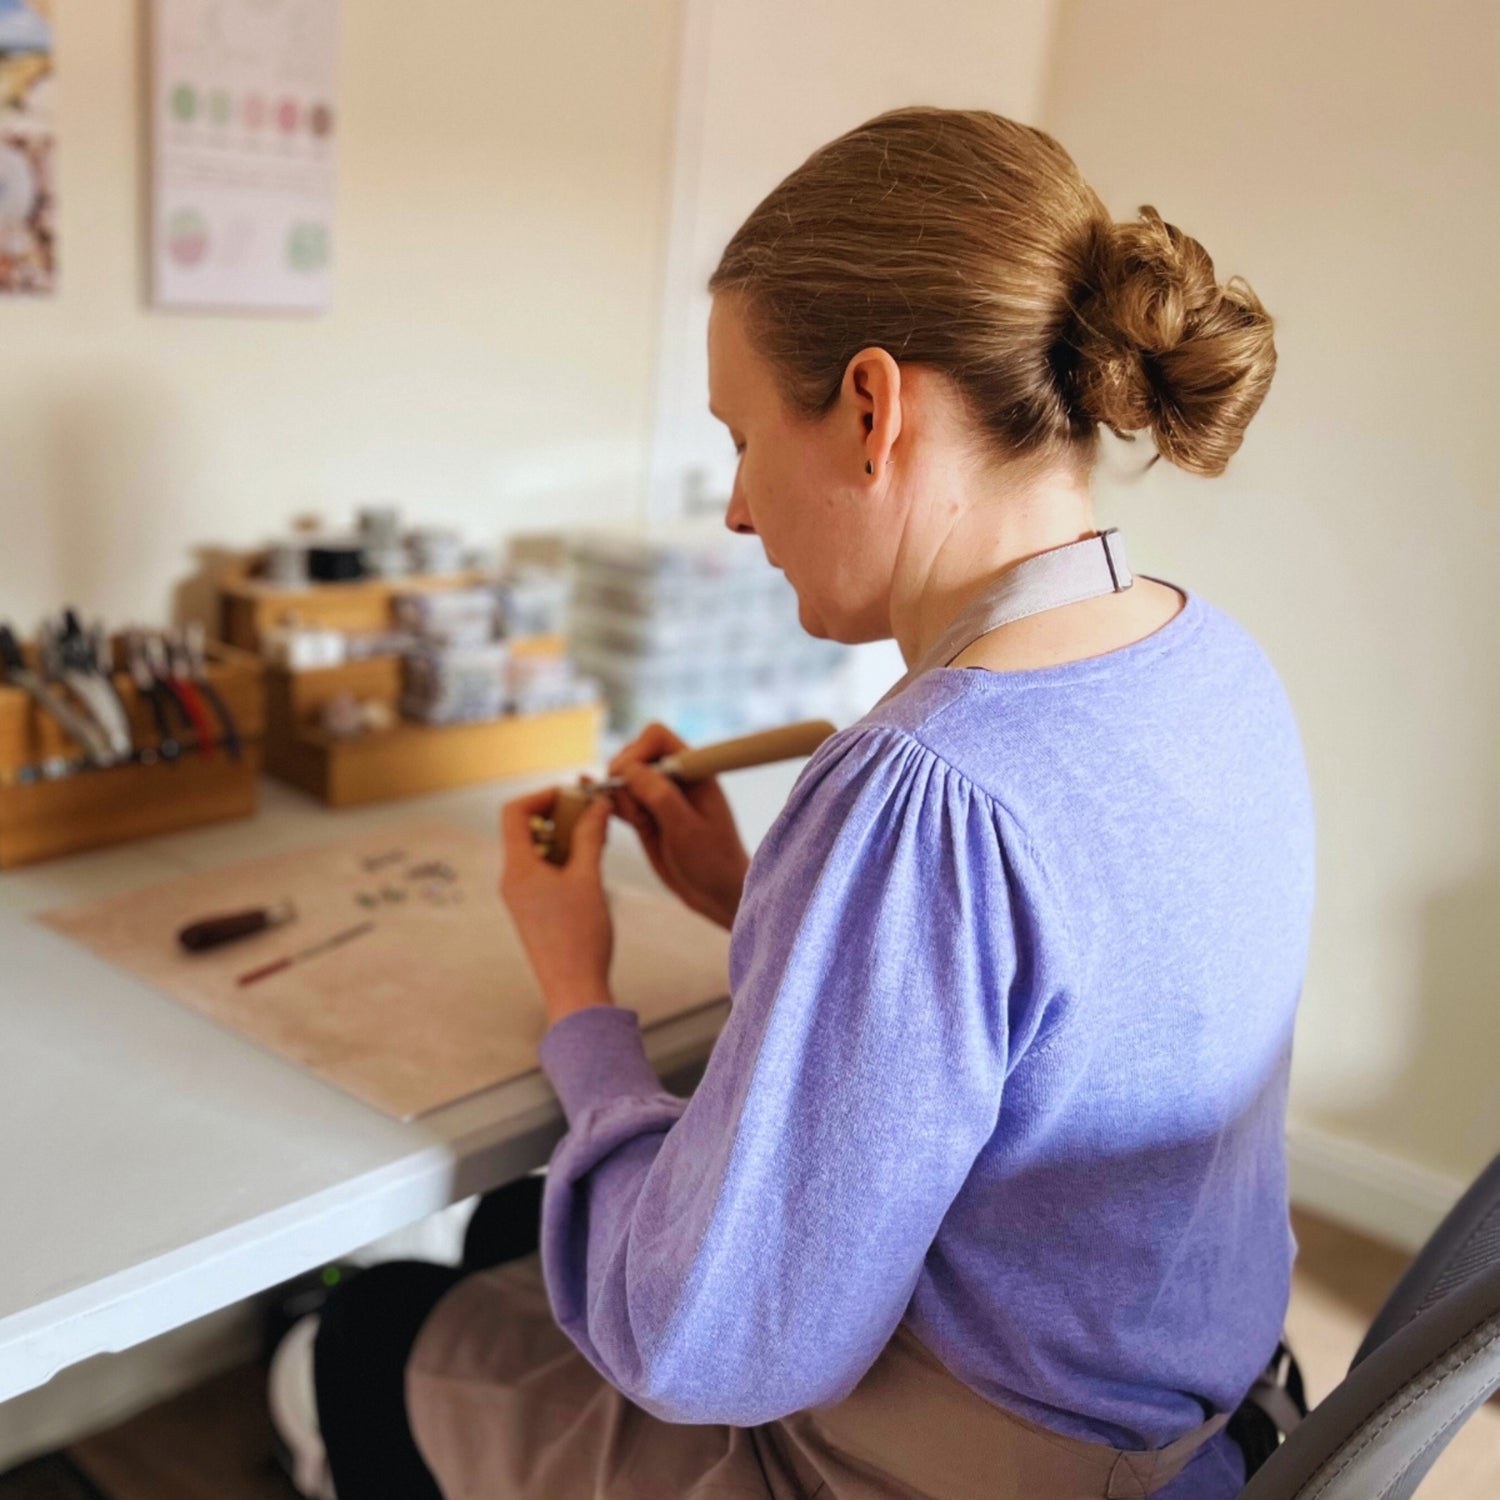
[865,460,874,475]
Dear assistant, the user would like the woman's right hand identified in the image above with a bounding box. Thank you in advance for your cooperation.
[606,722,751,932]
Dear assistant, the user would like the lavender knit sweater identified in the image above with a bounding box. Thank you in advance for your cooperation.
[536,583,1316,1499]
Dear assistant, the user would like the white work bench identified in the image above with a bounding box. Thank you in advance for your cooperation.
[0,761,801,1409]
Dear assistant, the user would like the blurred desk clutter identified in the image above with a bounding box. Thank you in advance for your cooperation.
[0,612,265,868]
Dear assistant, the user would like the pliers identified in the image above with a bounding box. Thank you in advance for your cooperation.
[0,621,117,767]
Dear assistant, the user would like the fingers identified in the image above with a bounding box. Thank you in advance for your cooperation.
[682,774,733,817]
[566,793,612,867]
[608,786,648,835]
[618,762,695,836]
[608,721,688,776]
[501,783,615,878]
[607,784,685,903]
[501,786,557,867]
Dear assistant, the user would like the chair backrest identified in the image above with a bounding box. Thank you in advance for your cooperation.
[1240,1153,1500,1500]
[1353,1153,1500,1367]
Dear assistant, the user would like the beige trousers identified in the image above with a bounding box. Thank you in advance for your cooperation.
[404,1253,1228,1500]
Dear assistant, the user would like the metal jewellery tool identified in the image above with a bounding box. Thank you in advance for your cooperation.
[530,718,838,867]
[145,632,214,757]
[177,901,298,953]
[125,628,182,762]
[165,627,220,759]
[0,621,117,766]
[62,610,135,759]
[236,920,376,988]
[78,613,137,755]
[36,611,133,760]
[142,633,199,749]
[181,622,243,761]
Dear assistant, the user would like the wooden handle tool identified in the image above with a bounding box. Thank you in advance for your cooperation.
[531,718,837,866]
[178,900,297,953]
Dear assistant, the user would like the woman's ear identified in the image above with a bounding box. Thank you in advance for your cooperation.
[844,347,902,476]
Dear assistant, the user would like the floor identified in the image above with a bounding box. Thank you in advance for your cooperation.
[0,1364,297,1500]
[1,1207,1495,1498]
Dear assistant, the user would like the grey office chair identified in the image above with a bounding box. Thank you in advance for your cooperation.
[1240,1153,1500,1499]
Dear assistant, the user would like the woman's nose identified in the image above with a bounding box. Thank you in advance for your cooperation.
[724,486,756,536]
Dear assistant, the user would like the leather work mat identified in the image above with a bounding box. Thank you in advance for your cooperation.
[37,820,732,1120]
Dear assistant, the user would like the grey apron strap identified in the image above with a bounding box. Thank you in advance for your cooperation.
[1104,1409,1232,1498]
[876,527,1134,707]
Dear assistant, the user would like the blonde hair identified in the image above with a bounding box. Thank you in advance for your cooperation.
[708,106,1275,480]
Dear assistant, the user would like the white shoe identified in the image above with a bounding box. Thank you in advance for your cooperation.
[267,1312,338,1500]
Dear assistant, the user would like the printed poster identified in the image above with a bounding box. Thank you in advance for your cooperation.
[0,0,55,295]
[151,0,340,312]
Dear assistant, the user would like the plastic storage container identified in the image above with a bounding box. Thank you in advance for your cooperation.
[562,524,849,739]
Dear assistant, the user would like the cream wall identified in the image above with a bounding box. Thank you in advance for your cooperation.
[1041,0,1499,1227]
[648,0,1061,521]
[0,0,680,627]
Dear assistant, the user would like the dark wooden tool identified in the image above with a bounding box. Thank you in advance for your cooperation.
[178,900,297,953]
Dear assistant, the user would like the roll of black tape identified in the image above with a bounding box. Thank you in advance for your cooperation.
[307,544,366,582]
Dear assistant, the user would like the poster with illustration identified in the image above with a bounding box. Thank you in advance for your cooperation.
[151,0,340,312]
[0,0,54,295]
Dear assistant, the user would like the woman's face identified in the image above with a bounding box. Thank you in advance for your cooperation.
[707,294,904,645]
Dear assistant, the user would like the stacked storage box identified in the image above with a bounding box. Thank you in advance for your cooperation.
[396,570,597,725]
[564,525,849,743]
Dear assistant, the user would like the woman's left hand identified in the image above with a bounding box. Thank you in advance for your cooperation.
[500,785,616,1027]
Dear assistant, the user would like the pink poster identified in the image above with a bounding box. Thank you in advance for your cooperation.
[151,0,340,313]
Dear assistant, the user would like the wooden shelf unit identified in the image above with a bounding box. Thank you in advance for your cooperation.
[217,560,492,654]
[220,559,598,807]
[267,701,604,808]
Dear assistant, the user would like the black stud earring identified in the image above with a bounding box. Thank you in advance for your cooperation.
[865,460,874,475]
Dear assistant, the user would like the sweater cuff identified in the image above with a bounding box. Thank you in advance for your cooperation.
[538,1005,663,1123]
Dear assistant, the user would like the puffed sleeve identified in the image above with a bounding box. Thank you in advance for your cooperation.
[535,724,1024,1425]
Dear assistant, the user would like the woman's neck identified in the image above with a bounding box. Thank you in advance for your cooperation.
[888,468,1100,670]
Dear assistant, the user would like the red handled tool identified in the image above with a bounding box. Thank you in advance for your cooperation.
[236,921,376,988]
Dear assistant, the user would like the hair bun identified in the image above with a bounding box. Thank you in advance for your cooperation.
[1070,205,1277,477]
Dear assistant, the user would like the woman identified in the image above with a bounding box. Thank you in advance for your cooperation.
[308,106,1314,1499]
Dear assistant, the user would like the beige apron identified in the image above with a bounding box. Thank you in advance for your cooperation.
[404,1252,1229,1500]
[406,532,1229,1497]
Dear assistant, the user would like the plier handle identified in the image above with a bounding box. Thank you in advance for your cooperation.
[178,622,243,762]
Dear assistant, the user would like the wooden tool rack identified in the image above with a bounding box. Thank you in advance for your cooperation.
[0,636,266,868]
